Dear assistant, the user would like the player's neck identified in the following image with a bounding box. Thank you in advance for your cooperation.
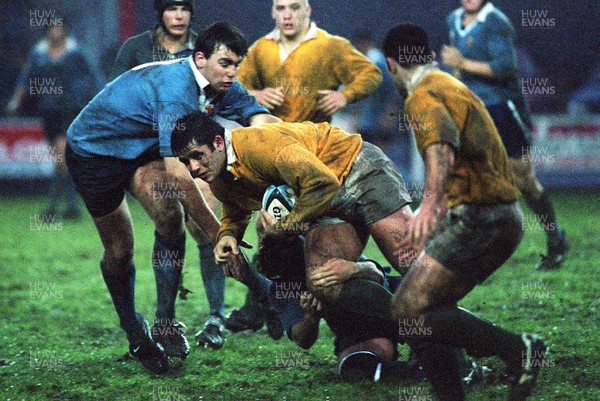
[158,26,187,54]
[280,23,310,48]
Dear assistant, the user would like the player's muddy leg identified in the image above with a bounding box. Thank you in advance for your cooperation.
[510,157,568,268]
[92,198,142,341]
[187,178,225,317]
[129,159,186,322]
[368,205,421,275]
[393,253,526,399]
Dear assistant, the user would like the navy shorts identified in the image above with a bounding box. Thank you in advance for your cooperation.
[65,144,161,218]
[486,100,532,159]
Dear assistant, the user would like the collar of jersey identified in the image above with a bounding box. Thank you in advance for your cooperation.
[225,129,238,174]
[455,2,495,37]
[408,62,439,94]
[188,56,210,90]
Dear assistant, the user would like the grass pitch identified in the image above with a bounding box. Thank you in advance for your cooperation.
[0,191,598,400]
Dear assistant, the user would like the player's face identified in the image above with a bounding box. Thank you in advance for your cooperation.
[272,0,311,40]
[47,25,66,43]
[194,45,242,93]
[162,5,191,37]
[461,0,486,14]
[179,138,227,183]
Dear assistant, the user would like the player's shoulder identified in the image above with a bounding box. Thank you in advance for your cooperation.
[448,7,463,25]
[484,6,516,34]
[318,28,351,47]
[120,30,153,51]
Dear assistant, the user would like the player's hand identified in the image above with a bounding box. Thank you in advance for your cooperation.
[308,258,356,288]
[441,45,465,70]
[316,90,348,116]
[221,250,251,281]
[251,87,285,110]
[406,204,441,246]
[214,235,239,263]
[300,292,323,318]
[259,209,289,238]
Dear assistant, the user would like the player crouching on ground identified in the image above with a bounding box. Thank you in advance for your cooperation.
[243,233,490,382]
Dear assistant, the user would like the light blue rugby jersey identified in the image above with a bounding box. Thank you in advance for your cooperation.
[67,57,269,159]
[447,2,523,106]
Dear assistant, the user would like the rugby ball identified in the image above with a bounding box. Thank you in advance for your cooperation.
[262,184,296,221]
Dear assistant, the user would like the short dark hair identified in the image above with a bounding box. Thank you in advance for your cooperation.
[256,235,306,281]
[194,22,249,59]
[383,23,432,68]
[171,111,225,155]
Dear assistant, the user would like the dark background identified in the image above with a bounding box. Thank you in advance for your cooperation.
[1,0,599,113]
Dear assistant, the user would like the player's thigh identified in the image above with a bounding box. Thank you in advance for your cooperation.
[127,158,184,235]
[304,221,365,268]
[392,253,475,320]
[92,198,135,270]
[369,205,420,274]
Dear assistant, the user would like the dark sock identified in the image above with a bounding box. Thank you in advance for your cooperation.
[101,262,141,340]
[153,230,186,320]
[523,190,561,239]
[198,242,225,317]
[46,172,60,212]
[64,173,79,211]
[417,307,524,366]
[332,279,395,322]
[409,342,465,401]
[242,289,263,314]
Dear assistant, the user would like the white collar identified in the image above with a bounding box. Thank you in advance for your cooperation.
[265,21,318,43]
[455,2,495,36]
[225,129,237,171]
[188,56,210,90]
[407,62,439,94]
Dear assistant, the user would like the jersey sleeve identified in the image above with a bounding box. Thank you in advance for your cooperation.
[111,38,140,81]
[217,81,271,126]
[486,16,518,81]
[274,144,341,230]
[332,38,383,104]
[269,285,305,335]
[406,91,461,157]
[237,43,263,90]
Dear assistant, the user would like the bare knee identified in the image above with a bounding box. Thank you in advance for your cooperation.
[102,247,134,275]
[392,286,432,321]
[154,202,184,240]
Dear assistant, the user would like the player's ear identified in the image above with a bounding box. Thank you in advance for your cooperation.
[213,135,225,151]
[193,52,207,69]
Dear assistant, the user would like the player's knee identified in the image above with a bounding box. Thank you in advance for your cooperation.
[186,216,211,244]
[101,249,134,275]
[154,204,184,239]
[392,290,429,321]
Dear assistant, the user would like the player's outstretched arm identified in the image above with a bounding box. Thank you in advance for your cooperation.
[164,157,220,241]
[290,293,322,349]
[309,258,384,289]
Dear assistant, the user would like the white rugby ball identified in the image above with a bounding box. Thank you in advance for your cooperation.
[262,184,296,221]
